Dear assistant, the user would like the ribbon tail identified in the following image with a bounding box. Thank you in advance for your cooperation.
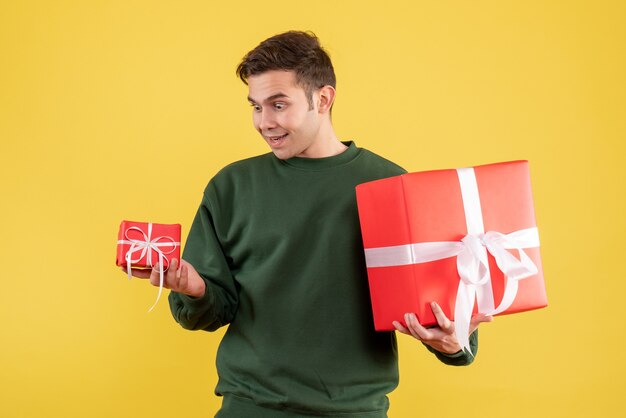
[518,248,538,277]
[484,243,538,315]
[148,252,165,313]
[490,277,519,315]
[454,281,476,356]
[126,250,133,280]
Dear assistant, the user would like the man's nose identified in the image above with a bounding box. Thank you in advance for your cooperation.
[258,110,277,131]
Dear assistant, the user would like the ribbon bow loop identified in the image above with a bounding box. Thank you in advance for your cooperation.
[482,229,540,282]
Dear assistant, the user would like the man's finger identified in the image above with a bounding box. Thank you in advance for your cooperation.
[470,313,494,333]
[149,262,161,287]
[393,321,410,335]
[405,313,429,341]
[122,266,152,279]
[166,258,179,287]
[430,301,453,333]
[178,264,188,292]
[169,258,179,275]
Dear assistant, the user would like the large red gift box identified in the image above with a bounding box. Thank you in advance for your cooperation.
[116,220,181,311]
[356,161,547,349]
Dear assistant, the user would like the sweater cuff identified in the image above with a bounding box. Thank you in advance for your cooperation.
[424,329,478,366]
[435,348,466,359]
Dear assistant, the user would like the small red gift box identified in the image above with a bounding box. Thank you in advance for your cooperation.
[356,161,547,351]
[116,221,181,270]
[116,220,181,311]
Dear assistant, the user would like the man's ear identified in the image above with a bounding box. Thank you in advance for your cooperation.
[317,85,336,114]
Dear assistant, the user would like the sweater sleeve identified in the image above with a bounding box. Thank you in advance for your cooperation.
[168,189,239,332]
[424,329,478,366]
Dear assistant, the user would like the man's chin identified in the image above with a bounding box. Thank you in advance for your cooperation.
[271,149,291,160]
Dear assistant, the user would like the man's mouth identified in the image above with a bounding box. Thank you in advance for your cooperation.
[267,134,288,144]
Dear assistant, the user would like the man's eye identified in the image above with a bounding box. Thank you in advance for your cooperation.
[250,104,261,112]
[274,103,285,110]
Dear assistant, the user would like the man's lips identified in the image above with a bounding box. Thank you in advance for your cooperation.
[266,133,288,145]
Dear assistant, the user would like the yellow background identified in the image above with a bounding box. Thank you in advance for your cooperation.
[1,1,624,417]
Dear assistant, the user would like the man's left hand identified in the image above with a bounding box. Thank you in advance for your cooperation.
[393,301,493,354]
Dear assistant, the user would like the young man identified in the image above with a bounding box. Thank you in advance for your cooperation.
[127,31,491,417]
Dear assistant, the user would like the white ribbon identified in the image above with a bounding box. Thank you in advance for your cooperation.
[117,223,180,312]
[364,168,540,355]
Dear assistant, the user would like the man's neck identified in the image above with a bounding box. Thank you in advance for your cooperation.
[298,125,347,159]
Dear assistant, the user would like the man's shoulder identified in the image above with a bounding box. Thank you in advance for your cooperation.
[356,147,407,176]
[222,152,274,172]
[199,153,274,198]
[212,152,274,180]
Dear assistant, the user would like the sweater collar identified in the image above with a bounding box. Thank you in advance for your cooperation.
[278,141,360,170]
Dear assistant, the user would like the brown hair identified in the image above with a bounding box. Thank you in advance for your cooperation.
[236,31,336,108]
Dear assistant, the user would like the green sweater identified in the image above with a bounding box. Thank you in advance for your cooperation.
[169,142,477,417]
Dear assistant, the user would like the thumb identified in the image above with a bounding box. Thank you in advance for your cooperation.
[470,314,494,333]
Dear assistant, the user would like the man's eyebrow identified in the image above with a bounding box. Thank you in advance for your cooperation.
[247,93,290,103]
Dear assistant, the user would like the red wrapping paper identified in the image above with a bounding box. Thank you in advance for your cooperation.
[116,221,181,270]
[356,160,547,331]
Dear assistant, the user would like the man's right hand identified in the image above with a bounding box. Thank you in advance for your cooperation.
[122,258,206,298]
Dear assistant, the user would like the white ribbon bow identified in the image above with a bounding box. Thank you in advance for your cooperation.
[364,168,540,355]
[117,223,180,312]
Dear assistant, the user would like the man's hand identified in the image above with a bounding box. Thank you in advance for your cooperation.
[122,258,206,298]
[393,301,493,354]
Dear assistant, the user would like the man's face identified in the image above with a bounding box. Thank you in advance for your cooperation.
[247,70,324,160]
